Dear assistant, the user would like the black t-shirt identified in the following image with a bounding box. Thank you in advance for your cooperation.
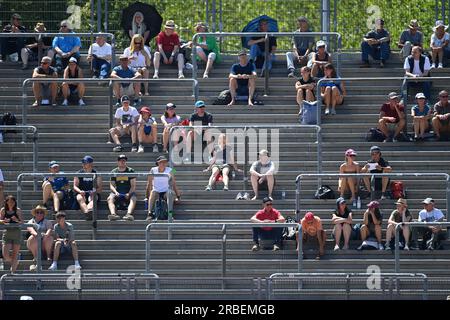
[77,169,97,192]
[367,209,382,226]
[296,76,316,86]
[230,62,256,76]
[333,207,352,220]
[251,35,277,52]
[34,66,57,76]
[367,157,389,174]
[190,111,213,126]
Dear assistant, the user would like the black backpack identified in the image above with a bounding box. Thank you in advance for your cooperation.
[282,216,298,240]
[365,127,385,142]
[212,89,232,105]
[314,185,335,199]
[1,112,17,134]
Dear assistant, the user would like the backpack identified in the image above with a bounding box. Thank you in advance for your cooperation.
[390,181,405,199]
[212,89,232,105]
[314,185,335,199]
[1,112,17,134]
[282,216,298,240]
[300,101,318,125]
[365,128,385,142]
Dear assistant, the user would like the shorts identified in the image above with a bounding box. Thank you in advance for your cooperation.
[40,83,52,99]
[59,242,73,257]
[212,164,230,171]
[116,124,136,137]
[2,228,22,245]
[157,51,180,64]
[68,84,79,94]
[119,84,135,96]
[144,125,152,135]
[77,191,101,203]
[110,192,136,208]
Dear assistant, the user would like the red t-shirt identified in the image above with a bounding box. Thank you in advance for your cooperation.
[380,103,404,123]
[156,31,180,53]
[254,208,282,231]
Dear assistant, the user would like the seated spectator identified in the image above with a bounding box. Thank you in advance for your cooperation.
[153,20,185,79]
[52,21,81,74]
[87,35,112,79]
[145,156,181,222]
[378,92,406,142]
[107,154,137,221]
[227,50,257,107]
[404,46,431,99]
[0,195,24,273]
[360,18,390,68]
[338,149,360,206]
[411,92,432,140]
[21,22,54,70]
[137,106,158,153]
[249,149,276,200]
[248,18,277,76]
[204,133,242,191]
[295,66,316,115]
[42,161,69,213]
[412,197,447,250]
[398,19,423,60]
[0,13,26,63]
[300,212,325,259]
[286,16,314,78]
[361,145,392,200]
[111,54,142,107]
[73,155,102,221]
[385,198,412,250]
[128,11,151,46]
[250,197,285,251]
[109,95,139,153]
[332,197,353,250]
[432,90,450,140]
[61,57,86,106]
[31,56,57,107]
[124,34,152,95]
[320,63,346,115]
[430,20,450,68]
[48,212,81,271]
[308,40,332,78]
[358,201,383,250]
[26,205,54,271]
[184,100,214,161]
[161,103,183,153]
[0,168,4,205]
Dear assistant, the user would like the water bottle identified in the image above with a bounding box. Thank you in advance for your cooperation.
[232,171,236,179]
[281,189,286,200]
[144,198,149,211]
[357,196,361,209]
[0,258,4,271]
[168,210,173,221]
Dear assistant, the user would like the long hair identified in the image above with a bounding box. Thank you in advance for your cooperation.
[129,34,151,66]
[324,63,337,78]
[164,108,178,119]
[4,195,17,212]
[132,11,147,36]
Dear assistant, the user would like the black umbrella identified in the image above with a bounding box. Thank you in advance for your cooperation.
[121,2,163,44]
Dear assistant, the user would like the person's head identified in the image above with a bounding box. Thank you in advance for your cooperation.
[433,20,448,35]
[164,20,176,35]
[297,16,309,30]
[262,196,273,211]
[156,156,168,168]
[95,35,106,46]
[81,155,94,171]
[40,56,52,70]
[304,211,315,224]
[238,49,248,65]
[31,205,48,222]
[345,148,357,162]
[375,18,385,31]
[48,160,60,173]
[259,149,270,163]
[133,11,144,24]
[55,211,66,224]
[370,145,381,161]
[415,92,426,107]
[34,22,46,33]
[408,19,420,33]
[387,91,400,106]
[60,20,71,33]
[300,66,311,78]
[119,54,129,68]
[130,34,144,52]
[121,95,130,110]
[117,154,128,169]
[422,197,435,211]
[367,200,380,213]
[316,40,326,52]
[195,22,208,33]
[195,100,206,115]
[324,63,337,78]
[411,46,422,59]
[217,133,227,147]
[68,57,78,70]
[139,106,152,120]
[336,197,347,211]
[259,19,269,32]
[4,195,17,212]
[11,13,21,27]
[439,90,449,104]
[164,103,177,118]
[395,198,408,211]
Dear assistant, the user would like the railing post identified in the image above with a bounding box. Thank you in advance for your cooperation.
[267,278,272,300]
[108,79,113,143]
[298,224,303,272]
[316,79,322,127]
[243,133,248,192]
[36,225,42,272]
[145,224,152,273]
[92,173,98,240]
[394,224,400,273]
[168,176,174,240]
[21,80,28,143]
[16,174,23,210]
[345,274,350,300]
[32,127,39,191]
[192,34,198,79]
[295,177,301,222]
[264,34,269,96]
[221,224,227,289]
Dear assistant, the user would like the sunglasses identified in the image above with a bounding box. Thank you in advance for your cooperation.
[371,152,380,155]
[134,42,142,44]
[36,211,45,214]
[61,25,68,28]
[41,62,49,65]
[265,203,273,206]
[440,95,449,98]
[348,154,356,157]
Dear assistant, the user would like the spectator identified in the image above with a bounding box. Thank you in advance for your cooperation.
[385,198,412,250]
[73,155,102,221]
[359,201,383,250]
[404,46,431,99]
[249,149,276,200]
[52,20,81,74]
[227,49,257,107]
[411,197,447,250]
[111,54,142,107]
[109,95,139,153]
[432,90,450,140]
[128,11,151,46]
[378,92,406,142]
[145,156,181,222]
[248,18,277,76]
[398,19,423,59]
[184,100,214,161]
[87,35,112,79]
[48,212,81,271]
[42,161,69,213]
[107,154,137,221]
[204,133,243,191]
[320,63,346,115]
[153,20,185,79]
[338,149,360,206]
[332,197,353,250]
[0,13,26,63]
[430,20,450,68]
[21,22,54,70]
[286,16,314,78]
[295,66,316,115]
[137,106,158,153]
[61,57,86,106]
[161,102,183,153]
[26,205,54,271]
[300,212,326,259]
[411,92,432,141]
[308,40,332,78]
[0,195,24,273]
[250,197,285,251]
[31,56,57,107]
[361,145,392,200]
[360,18,390,68]
[124,34,152,95]
[0,168,4,205]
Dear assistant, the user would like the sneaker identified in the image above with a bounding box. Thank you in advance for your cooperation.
[122,214,134,221]
[383,137,392,143]
[131,144,138,152]
[404,245,410,251]
[108,214,120,221]
[74,262,82,269]
[251,244,260,251]
[184,62,193,70]
[380,192,388,200]
[137,145,144,153]
[287,70,295,78]
[392,136,398,143]
[153,73,159,79]
[223,186,229,191]
[29,263,37,272]
[431,63,436,69]
[356,244,364,251]
[62,99,68,106]
[146,214,152,223]
[32,101,39,107]
[352,199,357,208]
[378,243,384,250]
[51,101,57,107]
[235,192,243,200]
[203,73,209,79]
[78,99,86,106]
[178,73,185,79]
[385,243,391,250]
[331,108,336,115]
[273,244,280,251]
[242,192,250,200]
[205,185,211,191]
[438,63,443,68]
[48,262,57,271]
[152,144,159,153]
[113,145,123,152]
[324,108,330,115]
[333,244,340,251]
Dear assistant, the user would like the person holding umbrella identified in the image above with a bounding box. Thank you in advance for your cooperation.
[122,3,162,47]
[247,18,277,76]
[129,12,151,47]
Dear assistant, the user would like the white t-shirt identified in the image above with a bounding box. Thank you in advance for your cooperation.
[150,166,172,193]
[123,46,152,68]
[430,32,450,48]
[114,106,139,125]
[0,168,4,183]
[418,208,444,222]
[403,56,431,76]
[88,42,112,62]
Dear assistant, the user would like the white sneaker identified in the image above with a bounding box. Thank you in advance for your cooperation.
[333,244,340,251]
[378,243,384,250]
[178,73,185,79]
[62,99,68,106]
[325,108,330,115]
[431,63,436,69]
[137,145,144,153]
[203,73,209,79]
[48,262,57,271]
[184,62,193,70]
[153,73,159,79]
[74,262,82,269]
[404,245,410,251]
[78,99,86,106]
[438,63,443,68]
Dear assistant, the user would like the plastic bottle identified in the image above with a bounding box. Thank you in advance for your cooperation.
[232,171,236,179]
[144,198,149,211]
[281,190,286,200]
[0,258,3,271]
[357,196,361,209]
[168,211,173,221]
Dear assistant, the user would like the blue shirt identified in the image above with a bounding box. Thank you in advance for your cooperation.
[412,104,430,116]
[112,65,137,87]
[365,29,390,43]
[52,32,82,52]
[46,176,69,192]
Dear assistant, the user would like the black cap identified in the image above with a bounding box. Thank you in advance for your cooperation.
[166,103,176,109]
[370,145,381,153]
[117,154,128,161]
[55,212,66,219]
[262,196,273,204]
[121,95,130,103]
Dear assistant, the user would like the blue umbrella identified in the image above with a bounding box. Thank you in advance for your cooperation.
[241,15,279,49]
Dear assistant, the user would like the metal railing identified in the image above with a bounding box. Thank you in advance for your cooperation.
[17,172,172,240]
[192,32,342,95]
[267,272,428,300]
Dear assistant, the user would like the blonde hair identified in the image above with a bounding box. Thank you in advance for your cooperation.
[132,11,147,37]
[129,34,151,66]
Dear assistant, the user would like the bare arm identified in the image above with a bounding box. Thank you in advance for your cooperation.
[145,175,153,199]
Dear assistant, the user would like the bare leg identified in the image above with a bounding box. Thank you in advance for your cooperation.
[77,83,85,98]
[127,195,137,215]
[62,83,69,99]
[228,78,237,106]
[266,175,274,198]
[177,53,184,76]
[27,236,38,259]
[42,181,53,204]
[208,166,220,188]
[71,241,79,260]
[250,173,259,200]
[381,167,392,193]
[305,89,314,102]
[432,117,442,138]
[334,224,342,246]
[32,82,41,103]
[222,167,230,189]
[378,118,390,137]
[107,194,117,215]
[109,127,122,145]
[76,194,88,214]
[153,52,160,77]
[52,241,62,262]
[342,223,351,248]
[248,78,256,106]
[360,225,369,241]
[43,235,54,259]
[385,223,394,243]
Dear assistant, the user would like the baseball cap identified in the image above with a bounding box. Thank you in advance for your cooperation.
[336,197,346,205]
[119,54,128,60]
[195,100,206,108]
[415,92,426,99]
[55,211,66,219]
[48,160,59,168]
[166,102,176,109]
[259,149,269,156]
[238,49,248,56]
[69,57,78,64]
[81,155,94,164]
[367,200,380,209]
[121,95,130,103]
[395,198,408,206]
[345,149,357,156]
[156,156,168,163]
[304,212,314,221]
[388,92,399,100]
[262,196,273,204]
[422,197,434,204]
[370,145,381,153]
[117,154,128,161]
[139,106,151,114]
[316,40,326,48]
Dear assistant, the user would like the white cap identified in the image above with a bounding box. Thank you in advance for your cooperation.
[316,40,326,47]
[415,92,426,99]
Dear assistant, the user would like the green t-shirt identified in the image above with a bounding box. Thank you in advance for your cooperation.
[54,222,74,242]
[110,167,136,194]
